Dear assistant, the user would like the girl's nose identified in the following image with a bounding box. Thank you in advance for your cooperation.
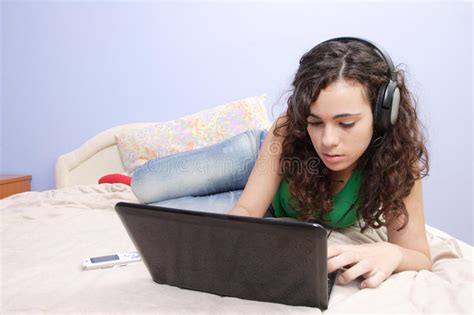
[322,125,340,147]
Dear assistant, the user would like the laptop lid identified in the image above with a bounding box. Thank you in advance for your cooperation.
[115,201,331,309]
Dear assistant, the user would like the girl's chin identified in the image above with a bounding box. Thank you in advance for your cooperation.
[322,160,357,173]
[324,165,347,172]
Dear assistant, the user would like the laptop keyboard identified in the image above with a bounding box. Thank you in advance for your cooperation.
[328,271,337,295]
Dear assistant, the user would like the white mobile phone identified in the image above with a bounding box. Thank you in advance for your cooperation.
[81,252,142,270]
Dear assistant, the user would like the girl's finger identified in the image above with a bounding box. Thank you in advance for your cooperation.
[327,251,357,274]
[327,244,340,259]
[361,270,387,289]
[338,261,372,284]
[327,244,349,259]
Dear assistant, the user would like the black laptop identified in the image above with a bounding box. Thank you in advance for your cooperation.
[115,202,338,309]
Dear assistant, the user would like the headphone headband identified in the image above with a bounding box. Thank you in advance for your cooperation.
[300,36,397,82]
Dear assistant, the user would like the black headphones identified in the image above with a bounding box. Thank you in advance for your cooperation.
[300,37,401,133]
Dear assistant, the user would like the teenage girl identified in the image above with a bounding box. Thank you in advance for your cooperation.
[227,37,432,289]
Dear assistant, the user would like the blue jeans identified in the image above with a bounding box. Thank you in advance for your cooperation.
[131,129,269,214]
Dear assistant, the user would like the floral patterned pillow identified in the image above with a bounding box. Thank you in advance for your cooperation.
[115,95,271,174]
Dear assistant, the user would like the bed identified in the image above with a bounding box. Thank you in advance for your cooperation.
[1,99,473,314]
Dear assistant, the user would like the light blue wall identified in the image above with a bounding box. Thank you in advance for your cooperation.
[2,1,472,245]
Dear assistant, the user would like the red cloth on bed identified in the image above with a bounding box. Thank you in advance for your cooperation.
[98,174,131,186]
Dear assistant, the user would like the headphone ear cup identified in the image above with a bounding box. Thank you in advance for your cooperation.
[373,84,388,133]
[386,81,401,126]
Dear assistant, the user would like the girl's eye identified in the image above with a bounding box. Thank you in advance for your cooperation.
[340,122,355,128]
[307,121,355,128]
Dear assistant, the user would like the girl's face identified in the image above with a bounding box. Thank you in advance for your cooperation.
[306,79,373,178]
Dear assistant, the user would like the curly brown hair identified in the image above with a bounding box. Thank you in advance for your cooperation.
[273,39,429,233]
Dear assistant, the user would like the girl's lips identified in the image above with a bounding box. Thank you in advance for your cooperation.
[323,154,345,163]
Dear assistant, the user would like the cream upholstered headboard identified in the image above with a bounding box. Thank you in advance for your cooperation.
[55,123,153,189]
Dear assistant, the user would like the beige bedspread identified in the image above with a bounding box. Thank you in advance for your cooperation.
[1,184,472,314]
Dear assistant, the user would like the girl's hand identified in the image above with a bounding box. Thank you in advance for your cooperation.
[327,241,403,289]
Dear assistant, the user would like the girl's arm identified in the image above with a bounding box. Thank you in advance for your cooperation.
[229,113,287,218]
[387,177,432,272]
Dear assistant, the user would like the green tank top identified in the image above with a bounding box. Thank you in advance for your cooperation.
[271,168,362,228]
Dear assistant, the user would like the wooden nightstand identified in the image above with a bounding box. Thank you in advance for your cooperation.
[0,175,32,199]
